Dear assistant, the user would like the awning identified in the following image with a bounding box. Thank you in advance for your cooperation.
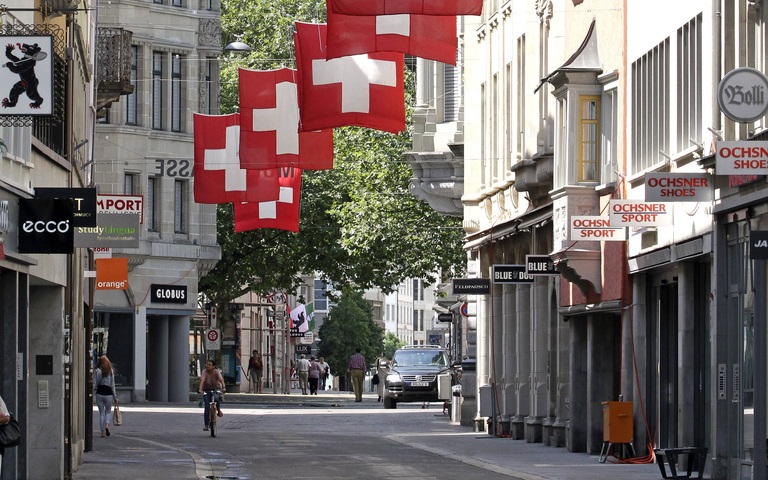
[463,204,553,251]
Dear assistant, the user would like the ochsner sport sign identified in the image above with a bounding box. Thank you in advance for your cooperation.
[716,141,768,175]
[569,216,626,241]
[609,200,672,227]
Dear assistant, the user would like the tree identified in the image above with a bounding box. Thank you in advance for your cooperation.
[383,332,405,359]
[199,0,466,310]
[316,288,383,379]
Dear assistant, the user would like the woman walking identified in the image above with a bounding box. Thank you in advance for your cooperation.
[93,355,118,438]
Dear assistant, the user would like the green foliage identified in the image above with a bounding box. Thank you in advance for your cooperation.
[316,288,383,376]
[199,0,467,310]
[383,332,405,359]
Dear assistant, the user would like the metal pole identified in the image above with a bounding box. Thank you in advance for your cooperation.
[754,259,766,479]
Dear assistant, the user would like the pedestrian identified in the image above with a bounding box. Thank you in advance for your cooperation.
[0,393,10,472]
[375,352,389,402]
[93,355,118,438]
[197,359,226,431]
[248,350,264,394]
[308,356,322,395]
[318,357,330,391]
[348,347,366,402]
[296,354,311,395]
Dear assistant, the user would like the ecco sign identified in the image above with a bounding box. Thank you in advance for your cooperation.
[151,284,188,304]
[18,198,74,254]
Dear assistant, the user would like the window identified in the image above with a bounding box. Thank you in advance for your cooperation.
[0,126,31,160]
[172,0,182,6]
[124,172,139,194]
[492,73,499,183]
[171,54,183,132]
[126,46,138,125]
[516,35,525,162]
[578,96,600,182]
[99,107,111,124]
[601,88,619,186]
[147,176,159,232]
[314,279,328,311]
[676,14,702,153]
[152,52,164,130]
[202,58,215,115]
[174,179,186,233]
[554,97,567,189]
[443,60,459,122]
[480,82,486,187]
[632,38,670,174]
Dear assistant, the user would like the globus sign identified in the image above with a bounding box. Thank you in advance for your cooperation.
[715,141,768,175]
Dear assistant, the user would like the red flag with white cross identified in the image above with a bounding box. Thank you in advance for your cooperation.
[328,0,482,15]
[294,22,405,134]
[238,68,334,170]
[233,167,302,232]
[192,113,281,204]
[326,7,457,65]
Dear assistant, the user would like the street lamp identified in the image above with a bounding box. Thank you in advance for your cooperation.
[224,39,251,52]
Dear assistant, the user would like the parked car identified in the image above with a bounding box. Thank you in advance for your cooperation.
[383,345,452,409]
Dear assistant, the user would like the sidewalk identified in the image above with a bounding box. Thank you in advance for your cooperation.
[73,391,671,480]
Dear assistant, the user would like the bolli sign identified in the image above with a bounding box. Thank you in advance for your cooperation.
[718,67,768,123]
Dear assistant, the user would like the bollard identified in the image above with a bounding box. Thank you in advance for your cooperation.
[451,385,462,424]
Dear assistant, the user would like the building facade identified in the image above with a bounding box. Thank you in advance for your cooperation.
[408,1,768,479]
[93,0,221,404]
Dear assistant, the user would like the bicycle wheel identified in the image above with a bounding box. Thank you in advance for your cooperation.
[209,406,216,437]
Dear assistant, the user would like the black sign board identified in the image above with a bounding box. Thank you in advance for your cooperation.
[437,313,453,323]
[18,198,74,254]
[295,344,311,354]
[36,187,97,227]
[150,284,188,304]
[751,230,768,259]
[525,255,559,275]
[492,264,535,283]
[452,278,491,295]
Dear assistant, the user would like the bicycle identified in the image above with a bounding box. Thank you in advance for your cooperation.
[202,389,223,437]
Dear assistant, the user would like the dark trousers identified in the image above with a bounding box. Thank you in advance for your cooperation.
[309,378,319,394]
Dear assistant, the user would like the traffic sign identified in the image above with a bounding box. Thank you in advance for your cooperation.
[460,302,469,317]
[205,328,221,351]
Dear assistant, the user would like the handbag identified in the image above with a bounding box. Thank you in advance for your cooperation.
[372,374,380,385]
[0,414,21,448]
[113,402,122,426]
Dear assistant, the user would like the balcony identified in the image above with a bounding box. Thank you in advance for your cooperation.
[96,27,134,112]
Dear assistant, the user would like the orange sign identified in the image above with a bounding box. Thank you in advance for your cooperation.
[95,257,128,290]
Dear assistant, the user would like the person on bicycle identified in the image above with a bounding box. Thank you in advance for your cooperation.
[197,359,226,431]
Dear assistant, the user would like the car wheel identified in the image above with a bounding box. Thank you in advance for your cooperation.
[383,396,396,409]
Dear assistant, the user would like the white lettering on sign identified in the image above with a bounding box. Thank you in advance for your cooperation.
[569,216,626,241]
[155,288,186,300]
[609,200,672,227]
[22,220,70,233]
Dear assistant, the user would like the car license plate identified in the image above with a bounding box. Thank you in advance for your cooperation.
[410,381,430,387]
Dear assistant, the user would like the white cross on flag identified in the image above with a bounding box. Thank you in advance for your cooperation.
[294,22,405,134]
[329,0,483,15]
[326,8,457,65]
[239,67,334,170]
[233,167,302,232]
[193,113,282,204]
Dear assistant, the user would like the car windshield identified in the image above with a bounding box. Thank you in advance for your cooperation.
[392,350,447,367]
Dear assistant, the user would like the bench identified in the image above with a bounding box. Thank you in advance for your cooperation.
[653,447,708,479]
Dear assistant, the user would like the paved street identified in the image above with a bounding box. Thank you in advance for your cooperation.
[73,392,669,480]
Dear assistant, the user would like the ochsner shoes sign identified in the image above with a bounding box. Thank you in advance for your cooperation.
[18,198,73,254]
[716,141,768,175]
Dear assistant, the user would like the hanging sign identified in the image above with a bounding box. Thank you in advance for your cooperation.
[569,216,626,241]
[492,264,535,283]
[609,200,672,227]
[452,278,490,295]
[525,255,558,275]
[0,36,54,116]
[644,173,713,202]
[718,67,768,123]
[715,141,768,175]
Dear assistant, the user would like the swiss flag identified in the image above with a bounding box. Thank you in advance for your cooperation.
[239,68,334,170]
[193,113,282,204]
[329,0,482,15]
[233,167,302,232]
[294,22,405,134]
[326,8,457,65]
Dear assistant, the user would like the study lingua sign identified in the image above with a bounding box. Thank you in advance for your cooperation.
[74,212,140,248]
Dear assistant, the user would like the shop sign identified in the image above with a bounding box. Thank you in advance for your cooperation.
[715,141,768,175]
[751,230,768,259]
[0,35,54,116]
[95,257,128,290]
[18,198,73,254]
[609,200,672,227]
[644,173,713,202]
[569,216,626,241]
[150,284,188,303]
[74,212,139,248]
[718,67,768,123]
[492,264,535,283]
[296,344,311,354]
[525,255,559,275]
[96,194,144,224]
[452,278,490,295]
[36,187,97,227]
